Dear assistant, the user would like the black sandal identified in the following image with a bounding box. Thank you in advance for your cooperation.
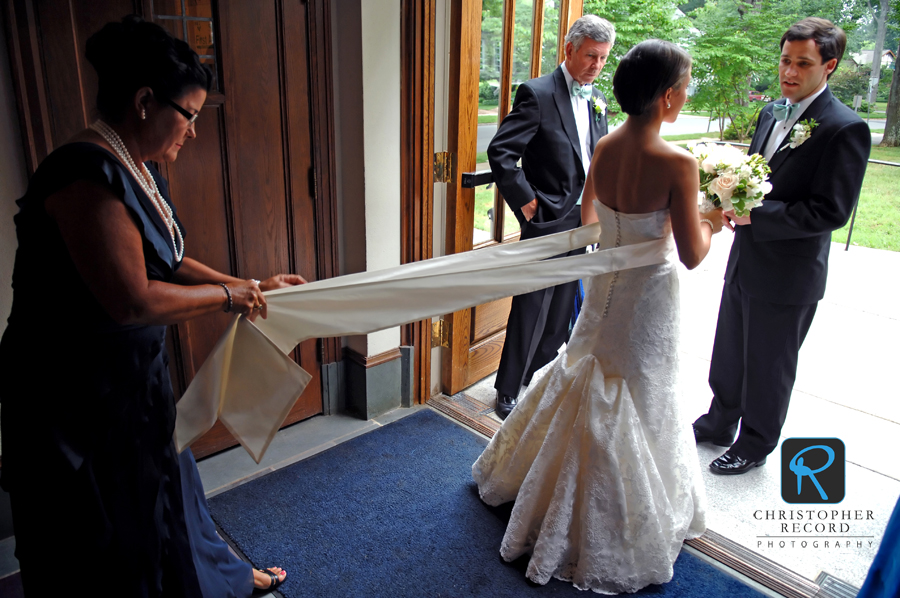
[252,567,286,595]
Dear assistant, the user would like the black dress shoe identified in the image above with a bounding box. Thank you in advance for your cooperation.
[693,425,734,447]
[709,449,766,475]
[495,392,518,421]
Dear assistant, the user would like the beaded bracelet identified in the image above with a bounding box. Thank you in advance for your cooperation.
[700,218,714,231]
[219,283,233,313]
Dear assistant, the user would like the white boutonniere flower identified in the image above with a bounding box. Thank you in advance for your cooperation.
[780,118,818,153]
[592,96,606,121]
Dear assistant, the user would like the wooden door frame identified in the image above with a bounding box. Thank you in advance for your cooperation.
[306,0,342,365]
[440,0,583,396]
[400,0,436,404]
[441,0,480,395]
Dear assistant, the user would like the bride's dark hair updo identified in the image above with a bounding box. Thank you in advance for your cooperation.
[613,40,692,117]
[85,15,212,122]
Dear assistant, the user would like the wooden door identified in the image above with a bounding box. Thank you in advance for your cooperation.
[442,0,581,395]
[5,0,339,458]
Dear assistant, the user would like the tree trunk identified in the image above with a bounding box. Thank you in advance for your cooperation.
[867,0,890,103]
[880,46,900,147]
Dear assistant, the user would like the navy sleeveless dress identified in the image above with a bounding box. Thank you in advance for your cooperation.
[0,143,252,597]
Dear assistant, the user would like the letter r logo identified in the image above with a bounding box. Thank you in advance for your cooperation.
[781,438,845,504]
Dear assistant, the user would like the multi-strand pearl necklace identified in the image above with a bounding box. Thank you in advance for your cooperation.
[90,120,185,262]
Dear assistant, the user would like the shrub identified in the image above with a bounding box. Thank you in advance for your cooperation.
[479,80,499,103]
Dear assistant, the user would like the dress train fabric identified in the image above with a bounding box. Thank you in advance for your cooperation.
[472,203,706,594]
[176,221,676,462]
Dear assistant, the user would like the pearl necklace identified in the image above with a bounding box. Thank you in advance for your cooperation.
[90,120,184,262]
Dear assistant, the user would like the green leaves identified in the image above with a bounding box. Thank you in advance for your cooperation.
[584,0,689,116]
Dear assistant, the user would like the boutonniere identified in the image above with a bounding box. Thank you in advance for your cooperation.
[779,118,818,153]
[592,95,606,121]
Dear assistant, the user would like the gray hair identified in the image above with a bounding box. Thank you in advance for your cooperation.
[565,15,616,50]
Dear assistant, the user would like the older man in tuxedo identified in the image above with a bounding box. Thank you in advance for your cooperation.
[487,15,614,420]
[693,18,871,474]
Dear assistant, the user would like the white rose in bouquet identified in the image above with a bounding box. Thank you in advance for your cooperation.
[688,143,772,217]
[708,171,740,201]
[701,156,718,175]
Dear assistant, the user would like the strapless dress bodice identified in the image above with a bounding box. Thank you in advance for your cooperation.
[593,200,672,250]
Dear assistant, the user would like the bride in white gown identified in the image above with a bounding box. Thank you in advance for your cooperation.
[473,40,724,594]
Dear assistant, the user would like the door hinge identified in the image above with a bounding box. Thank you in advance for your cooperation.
[433,152,455,183]
[432,319,449,348]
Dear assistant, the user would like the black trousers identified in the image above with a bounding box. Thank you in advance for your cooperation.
[694,278,817,461]
[495,264,581,398]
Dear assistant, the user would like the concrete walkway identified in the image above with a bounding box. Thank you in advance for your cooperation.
[680,232,899,588]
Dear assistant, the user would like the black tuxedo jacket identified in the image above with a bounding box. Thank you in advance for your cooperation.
[487,66,608,236]
[727,87,870,305]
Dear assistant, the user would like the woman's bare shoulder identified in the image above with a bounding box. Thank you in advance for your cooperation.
[652,140,696,171]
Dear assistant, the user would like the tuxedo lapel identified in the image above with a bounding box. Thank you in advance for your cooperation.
[552,67,582,161]
[749,103,778,157]
[766,131,792,173]
[768,88,833,176]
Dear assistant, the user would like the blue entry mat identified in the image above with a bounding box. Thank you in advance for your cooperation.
[209,409,763,597]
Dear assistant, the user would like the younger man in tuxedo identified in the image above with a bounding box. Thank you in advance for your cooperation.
[693,18,871,474]
[487,15,615,420]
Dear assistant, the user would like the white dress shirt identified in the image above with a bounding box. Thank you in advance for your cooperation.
[560,62,593,178]
[762,84,828,162]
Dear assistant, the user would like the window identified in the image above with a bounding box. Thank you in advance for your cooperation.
[154,0,219,91]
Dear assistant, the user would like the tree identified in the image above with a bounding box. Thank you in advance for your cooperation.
[584,0,689,121]
[865,0,892,101]
[688,0,793,140]
[829,62,870,106]
[883,59,900,145]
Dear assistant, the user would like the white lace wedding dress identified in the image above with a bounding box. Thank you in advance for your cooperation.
[472,201,707,594]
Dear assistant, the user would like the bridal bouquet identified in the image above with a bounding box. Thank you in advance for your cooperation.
[689,143,772,217]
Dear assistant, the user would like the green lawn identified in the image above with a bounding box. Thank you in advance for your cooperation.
[474,185,519,238]
[832,146,900,251]
[662,132,723,142]
[478,114,498,124]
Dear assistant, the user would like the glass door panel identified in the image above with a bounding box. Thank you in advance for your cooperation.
[540,0,560,76]
[475,1,505,244]
[153,0,220,91]
[508,0,534,113]
[503,203,520,238]
[479,1,503,161]
[473,183,496,246]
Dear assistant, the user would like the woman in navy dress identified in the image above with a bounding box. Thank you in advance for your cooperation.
[0,16,295,596]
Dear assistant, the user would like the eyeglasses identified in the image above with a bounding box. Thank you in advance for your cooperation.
[164,98,200,125]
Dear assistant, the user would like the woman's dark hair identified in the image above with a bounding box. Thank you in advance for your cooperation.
[781,18,846,79]
[86,15,212,122]
[613,40,692,117]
